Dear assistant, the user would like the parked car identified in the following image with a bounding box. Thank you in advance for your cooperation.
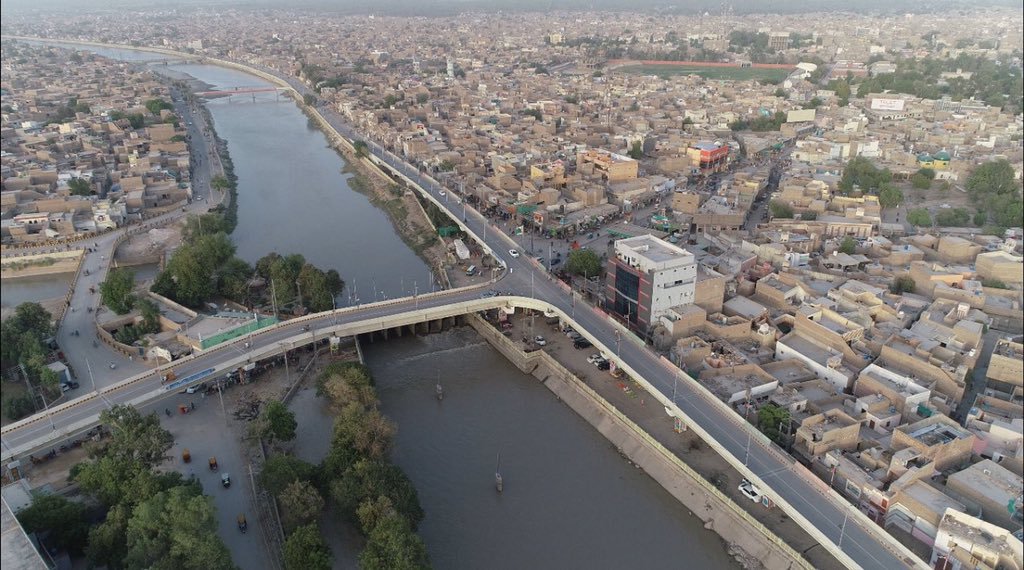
[60,381,80,392]
[573,338,592,349]
[186,382,207,394]
[738,479,763,502]
[534,336,547,346]
[596,360,611,371]
[587,354,603,365]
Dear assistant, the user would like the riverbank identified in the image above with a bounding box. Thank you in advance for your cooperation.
[468,313,825,570]
[1,255,80,280]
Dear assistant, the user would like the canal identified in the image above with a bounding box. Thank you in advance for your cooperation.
[26,41,736,569]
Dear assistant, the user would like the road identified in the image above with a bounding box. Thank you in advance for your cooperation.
[4,52,922,570]
[48,80,225,394]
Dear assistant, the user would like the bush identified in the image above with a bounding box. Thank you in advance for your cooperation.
[890,276,916,294]
[935,207,971,227]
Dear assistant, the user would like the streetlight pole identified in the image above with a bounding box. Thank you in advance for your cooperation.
[838,512,849,548]
[744,432,751,467]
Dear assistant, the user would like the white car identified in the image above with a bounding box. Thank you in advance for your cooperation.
[508,249,520,258]
[738,479,763,502]
[534,336,547,346]
[439,191,446,197]
[587,354,603,365]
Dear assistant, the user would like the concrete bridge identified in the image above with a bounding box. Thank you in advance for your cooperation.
[194,86,288,97]
[0,35,931,570]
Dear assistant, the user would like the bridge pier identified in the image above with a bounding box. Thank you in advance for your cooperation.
[428,319,442,334]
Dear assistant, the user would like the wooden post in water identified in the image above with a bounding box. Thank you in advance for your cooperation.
[495,452,503,493]
[435,371,444,401]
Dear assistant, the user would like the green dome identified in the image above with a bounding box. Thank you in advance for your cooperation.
[917,153,933,161]
[933,150,951,161]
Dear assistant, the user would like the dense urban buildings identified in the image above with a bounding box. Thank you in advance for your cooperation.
[2,3,1023,570]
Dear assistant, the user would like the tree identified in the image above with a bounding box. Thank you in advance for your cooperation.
[297,263,344,312]
[627,140,643,160]
[123,486,234,570]
[1,302,53,372]
[144,98,173,115]
[16,493,89,553]
[100,268,137,315]
[302,93,316,106]
[907,208,932,227]
[67,177,92,196]
[911,172,932,189]
[358,514,431,570]
[838,157,891,194]
[3,393,36,420]
[283,524,332,570]
[890,275,916,294]
[332,403,395,460]
[966,160,1018,203]
[877,184,904,209]
[353,140,369,159]
[279,480,324,531]
[973,210,988,227]
[317,362,378,409]
[210,175,230,194]
[330,459,423,530]
[565,249,601,278]
[262,400,298,442]
[99,405,175,469]
[936,207,971,227]
[756,403,790,446]
[838,236,857,254]
[260,454,316,496]
[768,200,794,219]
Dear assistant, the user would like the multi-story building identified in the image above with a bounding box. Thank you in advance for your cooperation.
[686,141,729,175]
[576,149,638,182]
[605,234,696,331]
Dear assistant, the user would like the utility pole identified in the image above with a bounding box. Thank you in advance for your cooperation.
[270,279,279,320]
[744,432,751,467]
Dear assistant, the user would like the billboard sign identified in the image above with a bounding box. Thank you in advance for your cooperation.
[870,98,905,111]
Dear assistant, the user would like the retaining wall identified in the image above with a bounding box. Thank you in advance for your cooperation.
[468,314,812,570]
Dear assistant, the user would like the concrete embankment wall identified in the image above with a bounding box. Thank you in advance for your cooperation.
[467,315,812,570]
[1,249,83,279]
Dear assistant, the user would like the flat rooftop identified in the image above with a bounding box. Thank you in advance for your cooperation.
[616,234,694,266]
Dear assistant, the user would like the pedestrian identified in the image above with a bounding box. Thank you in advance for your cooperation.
[190,401,195,411]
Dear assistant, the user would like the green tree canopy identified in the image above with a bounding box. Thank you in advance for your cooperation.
[565,249,601,278]
[278,480,324,531]
[890,275,916,294]
[67,177,93,196]
[100,268,137,315]
[756,403,790,446]
[935,207,972,227]
[358,513,431,570]
[353,140,369,159]
[907,208,932,227]
[627,140,643,160]
[838,236,857,254]
[911,172,933,189]
[768,200,794,219]
[838,157,892,194]
[124,486,235,570]
[877,183,904,208]
[262,400,298,442]
[260,454,317,496]
[144,98,173,115]
[99,405,175,469]
[16,493,89,553]
[330,459,423,531]
[283,523,333,570]
[1,302,53,372]
[966,160,1023,228]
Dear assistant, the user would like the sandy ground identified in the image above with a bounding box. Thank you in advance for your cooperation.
[114,226,182,263]
[0,296,64,323]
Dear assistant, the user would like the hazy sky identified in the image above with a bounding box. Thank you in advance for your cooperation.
[1,0,1019,16]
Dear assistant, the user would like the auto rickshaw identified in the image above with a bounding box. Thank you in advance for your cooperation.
[221,473,231,488]
[182,448,191,463]
[209,457,218,471]
[237,514,247,533]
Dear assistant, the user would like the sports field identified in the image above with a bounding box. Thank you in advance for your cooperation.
[617,64,791,82]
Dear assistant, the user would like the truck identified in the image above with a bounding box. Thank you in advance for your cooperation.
[161,370,178,384]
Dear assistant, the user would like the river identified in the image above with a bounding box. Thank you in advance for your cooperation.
[29,42,432,304]
[24,41,735,569]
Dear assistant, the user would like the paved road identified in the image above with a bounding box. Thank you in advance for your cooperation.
[4,56,922,570]
[50,82,224,395]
